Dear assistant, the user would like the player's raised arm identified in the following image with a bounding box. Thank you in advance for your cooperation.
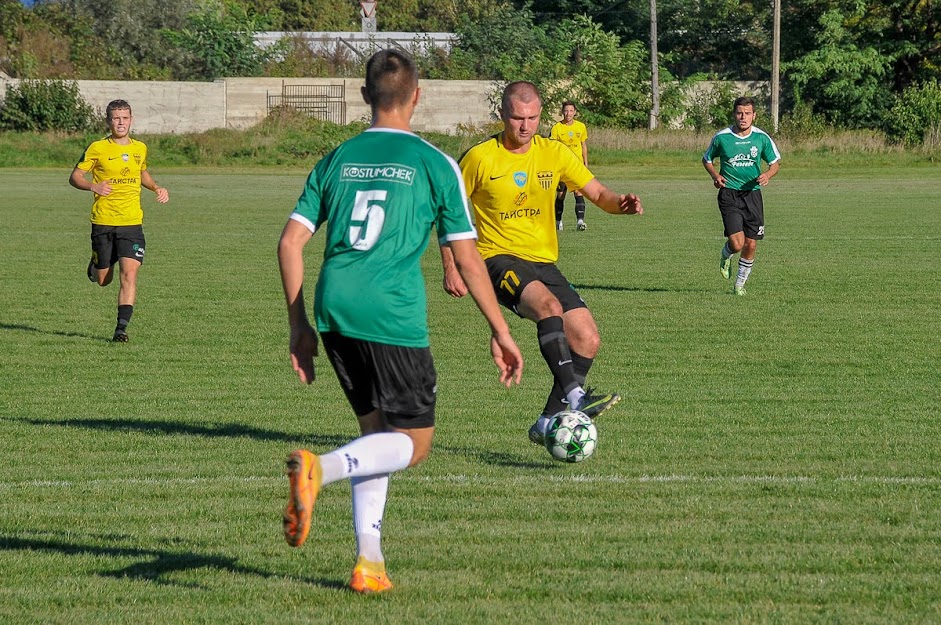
[580,178,643,215]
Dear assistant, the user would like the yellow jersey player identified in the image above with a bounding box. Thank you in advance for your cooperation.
[440,81,643,446]
[69,99,169,342]
[549,101,589,231]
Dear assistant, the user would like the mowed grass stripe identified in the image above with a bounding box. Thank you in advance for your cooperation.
[1,167,939,625]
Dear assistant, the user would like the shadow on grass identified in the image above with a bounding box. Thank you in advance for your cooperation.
[0,322,107,342]
[436,444,550,470]
[0,534,346,589]
[14,416,351,448]
[570,282,708,294]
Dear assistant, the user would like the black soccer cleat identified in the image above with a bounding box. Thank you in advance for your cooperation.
[575,387,621,420]
[112,329,129,343]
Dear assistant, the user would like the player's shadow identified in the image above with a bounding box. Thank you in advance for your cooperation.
[437,444,549,470]
[0,322,106,342]
[0,534,346,589]
[570,282,706,294]
[15,416,351,448]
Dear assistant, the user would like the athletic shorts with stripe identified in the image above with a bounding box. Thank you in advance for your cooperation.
[717,188,765,240]
[484,254,587,318]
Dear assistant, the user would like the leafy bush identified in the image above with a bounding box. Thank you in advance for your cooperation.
[679,79,738,132]
[0,79,97,131]
[884,80,941,147]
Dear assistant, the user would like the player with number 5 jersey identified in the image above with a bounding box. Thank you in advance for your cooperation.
[277,49,522,594]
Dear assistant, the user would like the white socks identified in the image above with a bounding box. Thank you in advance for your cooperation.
[319,432,413,485]
[352,475,389,563]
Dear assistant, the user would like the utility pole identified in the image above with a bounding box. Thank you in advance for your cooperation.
[771,0,780,132]
[649,0,660,130]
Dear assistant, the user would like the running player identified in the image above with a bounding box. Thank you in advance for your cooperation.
[702,96,782,295]
[69,99,169,342]
[278,50,523,594]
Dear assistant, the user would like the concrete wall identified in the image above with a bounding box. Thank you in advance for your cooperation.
[0,76,496,134]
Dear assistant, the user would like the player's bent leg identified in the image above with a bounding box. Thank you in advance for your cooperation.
[391,425,434,467]
[562,308,600,359]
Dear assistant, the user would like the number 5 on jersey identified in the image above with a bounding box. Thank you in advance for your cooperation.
[350,190,387,250]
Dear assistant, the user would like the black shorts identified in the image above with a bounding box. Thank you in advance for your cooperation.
[717,188,765,240]
[90,224,146,269]
[485,254,587,318]
[320,332,437,429]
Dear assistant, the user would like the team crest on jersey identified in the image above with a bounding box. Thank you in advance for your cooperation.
[121,153,129,162]
[134,153,141,165]
[513,172,527,187]
[537,170,554,190]
[750,146,758,158]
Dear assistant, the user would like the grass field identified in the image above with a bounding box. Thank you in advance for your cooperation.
[1,164,939,624]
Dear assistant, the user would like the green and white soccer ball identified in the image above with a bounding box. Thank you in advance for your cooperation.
[545,410,597,463]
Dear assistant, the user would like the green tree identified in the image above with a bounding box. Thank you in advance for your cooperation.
[0,79,96,131]
[785,8,894,128]
[164,0,277,80]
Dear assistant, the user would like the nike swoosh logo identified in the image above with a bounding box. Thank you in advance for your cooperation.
[489,174,511,180]
[558,360,572,366]
[108,157,118,160]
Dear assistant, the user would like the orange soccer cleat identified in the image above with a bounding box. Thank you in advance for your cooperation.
[282,449,322,548]
[349,556,394,594]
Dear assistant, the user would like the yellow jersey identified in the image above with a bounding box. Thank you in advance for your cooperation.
[550,120,588,160]
[75,137,149,226]
[460,134,594,263]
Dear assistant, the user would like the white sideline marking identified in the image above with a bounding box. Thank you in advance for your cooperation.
[1,473,940,490]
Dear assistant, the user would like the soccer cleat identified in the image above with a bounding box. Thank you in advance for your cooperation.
[576,387,621,421]
[111,329,129,342]
[283,449,322,548]
[87,258,96,283]
[557,220,564,231]
[576,220,587,231]
[349,556,394,594]
[719,254,733,280]
[528,420,545,446]
[733,284,747,296]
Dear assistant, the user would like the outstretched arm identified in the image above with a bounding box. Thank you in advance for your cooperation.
[580,178,643,215]
[448,238,523,387]
[278,219,318,384]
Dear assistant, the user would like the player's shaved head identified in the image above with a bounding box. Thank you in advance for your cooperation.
[501,81,542,112]
[364,49,418,111]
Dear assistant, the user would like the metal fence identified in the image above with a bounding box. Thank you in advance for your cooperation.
[267,84,346,124]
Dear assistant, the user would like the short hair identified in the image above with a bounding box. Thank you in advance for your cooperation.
[561,101,577,112]
[364,49,418,111]
[732,96,756,111]
[501,81,542,116]
[106,100,132,120]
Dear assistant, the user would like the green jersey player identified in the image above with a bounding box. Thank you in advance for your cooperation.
[703,96,781,295]
[277,49,523,594]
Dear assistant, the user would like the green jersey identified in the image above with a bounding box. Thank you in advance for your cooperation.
[291,128,476,347]
[703,126,781,191]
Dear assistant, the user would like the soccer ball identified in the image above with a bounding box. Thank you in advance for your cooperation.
[545,410,597,463]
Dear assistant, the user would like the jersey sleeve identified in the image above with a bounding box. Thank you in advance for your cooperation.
[75,142,100,172]
[434,154,476,244]
[290,156,328,233]
[140,142,148,171]
[702,133,719,163]
[762,135,782,165]
[558,144,594,190]
[549,123,562,141]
